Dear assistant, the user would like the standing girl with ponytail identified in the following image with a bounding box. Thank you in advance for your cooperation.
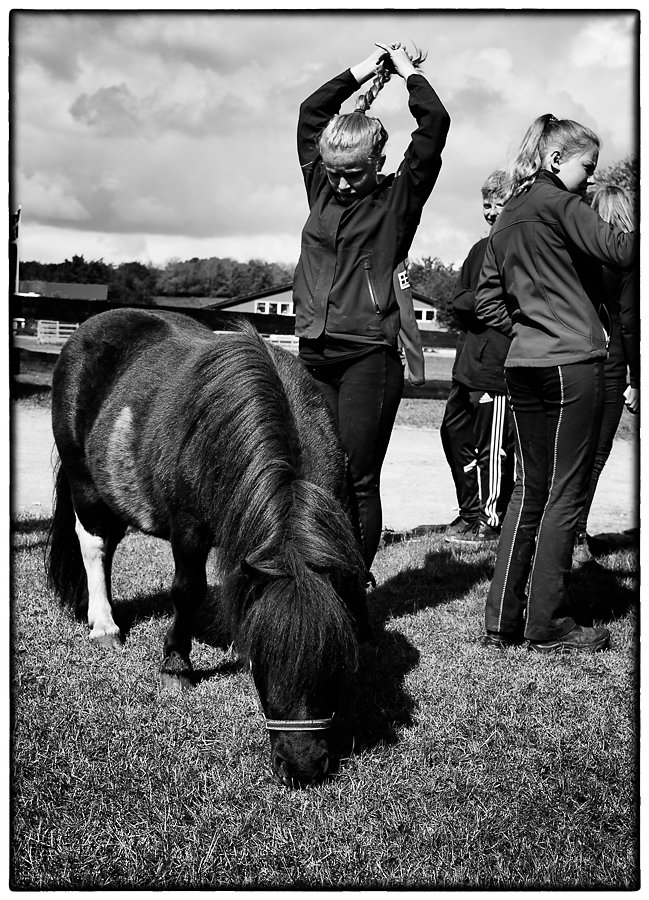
[293,42,450,576]
[475,114,636,653]
[572,183,639,566]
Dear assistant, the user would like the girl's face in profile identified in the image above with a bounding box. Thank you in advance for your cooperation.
[555,148,599,197]
[322,149,383,203]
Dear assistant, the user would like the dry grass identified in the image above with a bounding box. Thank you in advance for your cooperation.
[11,517,638,890]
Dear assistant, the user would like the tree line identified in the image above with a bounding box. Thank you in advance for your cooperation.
[18,156,635,332]
[19,253,463,329]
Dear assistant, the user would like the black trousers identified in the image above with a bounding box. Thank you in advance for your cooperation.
[440,381,514,527]
[576,367,627,534]
[306,349,404,571]
[485,361,604,641]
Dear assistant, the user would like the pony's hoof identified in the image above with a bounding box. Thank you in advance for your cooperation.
[90,631,124,652]
[159,671,194,692]
[159,652,194,691]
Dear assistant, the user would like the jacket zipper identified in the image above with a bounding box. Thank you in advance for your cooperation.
[364,260,380,313]
[598,303,611,351]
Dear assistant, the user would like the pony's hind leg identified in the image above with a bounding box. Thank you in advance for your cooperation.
[74,514,124,651]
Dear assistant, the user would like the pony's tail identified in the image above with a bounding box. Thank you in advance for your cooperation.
[46,461,87,619]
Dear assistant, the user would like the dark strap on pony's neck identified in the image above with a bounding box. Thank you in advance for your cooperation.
[265,717,335,732]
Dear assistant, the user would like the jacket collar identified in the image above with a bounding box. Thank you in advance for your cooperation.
[535,169,568,192]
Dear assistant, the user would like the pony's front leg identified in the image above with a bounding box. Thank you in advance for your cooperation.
[160,528,210,691]
[74,515,123,651]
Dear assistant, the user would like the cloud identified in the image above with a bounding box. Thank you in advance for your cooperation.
[19,174,90,223]
[449,81,504,122]
[11,10,639,269]
[70,84,142,136]
[570,17,637,69]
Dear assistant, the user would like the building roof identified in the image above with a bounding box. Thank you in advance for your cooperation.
[202,281,295,310]
[200,281,437,310]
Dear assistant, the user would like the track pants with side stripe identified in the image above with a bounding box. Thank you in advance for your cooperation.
[440,382,514,527]
[485,360,604,641]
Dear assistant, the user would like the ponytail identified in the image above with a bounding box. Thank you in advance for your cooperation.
[506,113,600,197]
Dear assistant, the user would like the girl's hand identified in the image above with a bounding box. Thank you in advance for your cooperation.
[350,47,391,85]
[375,42,419,79]
[624,385,639,414]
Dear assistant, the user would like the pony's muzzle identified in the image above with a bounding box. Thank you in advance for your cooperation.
[271,738,331,788]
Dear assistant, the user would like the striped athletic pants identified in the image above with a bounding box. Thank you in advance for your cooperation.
[485,360,604,641]
[440,380,514,527]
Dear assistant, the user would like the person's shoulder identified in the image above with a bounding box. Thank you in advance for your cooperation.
[472,235,489,253]
[464,235,489,261]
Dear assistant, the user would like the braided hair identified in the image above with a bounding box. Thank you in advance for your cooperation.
[317,46,426,164]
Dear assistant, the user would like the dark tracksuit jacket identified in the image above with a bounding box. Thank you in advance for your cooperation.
[441,236,513,527]
[600,263,639,387]
[452,236,511,393]
[474,169,637,642]
[293,69,450,351]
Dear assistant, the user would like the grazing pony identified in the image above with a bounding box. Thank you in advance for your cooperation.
[46,308,369,787]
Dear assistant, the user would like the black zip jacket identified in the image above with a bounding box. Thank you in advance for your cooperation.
[475,170,637,367]
[600,262,639,387]
[451,236,511,393]
[293,69,450,345]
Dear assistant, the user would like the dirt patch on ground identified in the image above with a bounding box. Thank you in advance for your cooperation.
[11,348,639,539]
[12,401,639,540]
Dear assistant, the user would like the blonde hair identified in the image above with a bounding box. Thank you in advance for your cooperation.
[317,46,426,164]
[481,169,510,202]
[318,110,389,163]
[591,183,635,233]
[506,113,600,197]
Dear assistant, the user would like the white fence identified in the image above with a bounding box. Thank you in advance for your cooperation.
[263,334,299,354]
[36,320,79,344]
[30,320,298,352]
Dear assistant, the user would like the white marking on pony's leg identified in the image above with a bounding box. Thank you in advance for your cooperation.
[74,515,122,649]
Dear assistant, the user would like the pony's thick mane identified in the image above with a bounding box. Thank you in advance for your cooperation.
[173,324,363,699]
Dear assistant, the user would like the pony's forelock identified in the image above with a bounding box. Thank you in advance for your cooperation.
[238,572,359,714]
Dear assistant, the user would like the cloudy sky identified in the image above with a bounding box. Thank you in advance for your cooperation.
[10,7,639,271]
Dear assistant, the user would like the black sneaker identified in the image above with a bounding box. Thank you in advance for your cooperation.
[527,624,610,654]
[447,521,500,547]
[444,516,477,540]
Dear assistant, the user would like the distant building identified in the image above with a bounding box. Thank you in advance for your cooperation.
[162,281,442,330]
[412,298,439,330]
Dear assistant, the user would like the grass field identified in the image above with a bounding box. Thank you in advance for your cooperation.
[11,519,638,889]
[10,358,639,889]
